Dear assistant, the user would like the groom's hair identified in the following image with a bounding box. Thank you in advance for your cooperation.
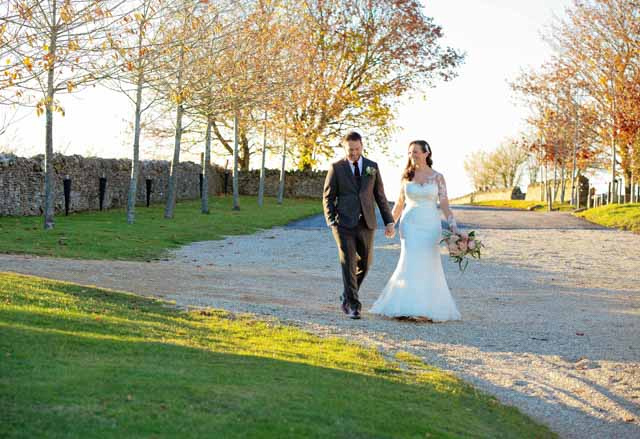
[343,131,362,143]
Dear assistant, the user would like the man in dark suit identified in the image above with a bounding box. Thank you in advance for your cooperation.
[323,131,395,319]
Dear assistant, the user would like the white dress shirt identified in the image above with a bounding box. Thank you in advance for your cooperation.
[348,156,363,176]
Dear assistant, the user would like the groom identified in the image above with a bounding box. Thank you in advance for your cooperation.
[323,131,395,319]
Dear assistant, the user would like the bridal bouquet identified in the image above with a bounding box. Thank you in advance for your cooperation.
[440,230,484,273]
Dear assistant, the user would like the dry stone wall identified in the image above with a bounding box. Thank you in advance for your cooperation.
[0,153,328,216]
[0,153,224,216]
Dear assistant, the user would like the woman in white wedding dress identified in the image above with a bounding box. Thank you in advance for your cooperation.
[370,140,461,321]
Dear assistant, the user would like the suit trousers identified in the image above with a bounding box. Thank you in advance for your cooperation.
[331,216,375,311]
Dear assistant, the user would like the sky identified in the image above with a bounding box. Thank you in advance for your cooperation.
[2,0,574,199]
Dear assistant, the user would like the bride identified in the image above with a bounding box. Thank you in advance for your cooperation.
[370,140,462,321]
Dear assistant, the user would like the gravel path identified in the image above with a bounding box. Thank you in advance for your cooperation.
[1,206,638,438]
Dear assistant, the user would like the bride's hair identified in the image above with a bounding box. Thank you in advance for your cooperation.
[402,140,433,181]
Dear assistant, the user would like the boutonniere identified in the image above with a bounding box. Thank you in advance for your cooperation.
[364,166,376,176]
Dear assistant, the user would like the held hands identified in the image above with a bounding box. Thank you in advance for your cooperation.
[447,214,458,234]
[384,222,396,239]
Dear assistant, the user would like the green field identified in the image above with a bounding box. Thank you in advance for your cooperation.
[575,203,640,233]
[0,273,555,438]
[0,196,321,261]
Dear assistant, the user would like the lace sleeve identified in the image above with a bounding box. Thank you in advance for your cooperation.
[392,180,406,223]
[436,172,448,204]
[398,180,406,204]
[436,173,457,231]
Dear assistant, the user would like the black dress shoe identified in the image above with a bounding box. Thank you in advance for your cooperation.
[340,295,350,315]
[349,309,361,320]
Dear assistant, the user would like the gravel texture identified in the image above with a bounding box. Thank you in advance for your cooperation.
[1,205,638,438]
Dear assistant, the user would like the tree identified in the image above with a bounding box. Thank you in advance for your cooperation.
[106,0,173,224]
[464,150,493,192]
[511,59,604,206]
[464,138,529,193]
[491,139,529,189]
[184,1,238,213]
[280,0,463,169]
[152,0,213,219]
[203,0,297,210]
[1,0,130,229]
[549,0,640,202]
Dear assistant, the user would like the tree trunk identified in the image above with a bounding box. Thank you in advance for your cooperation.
[201,118,212,214]
[164,103,183,218]
[624,169,632,203]
[297,139,314,171]
[545,163,552,211]
[552,153,558,204]
[570,128,578,206]
[240,129,250,171]
[126,67,144,224]
[277,117,287,205]
[232,110,240,210]
[164,47,185,219]
[43,7,58,230]
[540,163,545,202]
[611,124,617,203]
[258,110,267,207]
[560,160,566,204]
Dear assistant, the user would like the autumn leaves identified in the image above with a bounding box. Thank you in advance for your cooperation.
[511,0,640,206]
[0,1,462,229]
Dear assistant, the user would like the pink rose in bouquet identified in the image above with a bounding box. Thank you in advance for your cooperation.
[440,229,485,272]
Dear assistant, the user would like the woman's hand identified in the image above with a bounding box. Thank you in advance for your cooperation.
[447,214,458,234]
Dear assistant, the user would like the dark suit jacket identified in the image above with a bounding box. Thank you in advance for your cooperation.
[323,157,394,230]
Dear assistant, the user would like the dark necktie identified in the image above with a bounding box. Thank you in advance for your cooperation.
[353,161,361,189]
[353,161,360,178]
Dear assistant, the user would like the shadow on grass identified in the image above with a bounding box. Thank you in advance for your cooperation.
[0,273,553,439]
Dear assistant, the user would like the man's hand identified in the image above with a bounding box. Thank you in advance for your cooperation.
[384,223,395,239]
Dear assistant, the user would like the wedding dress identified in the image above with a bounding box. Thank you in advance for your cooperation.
[370,172,461,321]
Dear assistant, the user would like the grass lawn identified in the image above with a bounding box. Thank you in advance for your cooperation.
[468,200,574,212]
[0,273,555,438]
[575,203,640,233]
[0,196,321,261]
